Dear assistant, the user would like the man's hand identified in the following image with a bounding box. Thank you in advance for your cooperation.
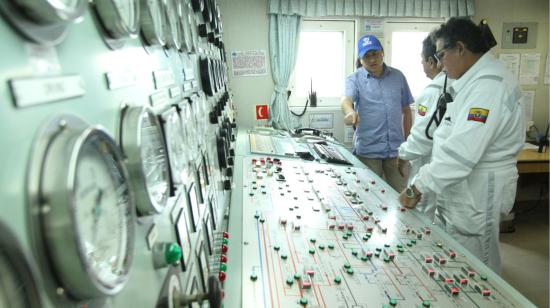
[398,188,421,209]
[344,111,360,126]
[397,158,408,177]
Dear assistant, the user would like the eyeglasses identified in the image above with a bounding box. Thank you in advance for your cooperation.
[433,46,453,64]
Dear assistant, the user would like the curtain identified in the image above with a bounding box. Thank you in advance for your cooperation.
[268,14,302,130]
[268,0,475,17]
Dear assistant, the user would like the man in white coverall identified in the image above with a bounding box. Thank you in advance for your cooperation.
[397,33,449,221]
[399,18,525,273]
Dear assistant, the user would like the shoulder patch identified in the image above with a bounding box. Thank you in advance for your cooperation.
[417,105,427,116]
[467,108,489,123]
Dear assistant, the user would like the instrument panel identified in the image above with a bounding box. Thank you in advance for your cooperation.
[0,0,233,307]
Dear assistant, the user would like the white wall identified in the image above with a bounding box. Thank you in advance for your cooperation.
[220,0,549,131]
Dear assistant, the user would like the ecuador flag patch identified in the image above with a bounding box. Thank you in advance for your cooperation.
[467,108,489,123]
[417,105,427,116]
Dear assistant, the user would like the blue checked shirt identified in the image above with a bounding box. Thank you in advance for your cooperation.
[345,65,413,159]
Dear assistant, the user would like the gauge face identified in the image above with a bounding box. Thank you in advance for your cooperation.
[139,111,170,211]
[178,0,193,52]
[140,0,167,46]
[162,107,188,184]
[164,0,182,50]
[0,224,41,308]
[121,106,170,215]
[74,134,133,288]
[93,0,139,40]
[187,2,199,52]
[181,101,198,163]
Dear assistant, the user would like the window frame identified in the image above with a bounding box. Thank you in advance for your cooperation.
[288,19,356,108]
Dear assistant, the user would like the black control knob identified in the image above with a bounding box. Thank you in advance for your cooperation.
[223,180,231,190]
[198,24,208,37]
[225,167,233,177]
[227,157,234,166]
[208,32,216,43]
[209,111,218,124]
[231,122,237,128]
[229,149,235,156]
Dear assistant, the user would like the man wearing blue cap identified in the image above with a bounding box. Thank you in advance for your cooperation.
[341,34,414,191]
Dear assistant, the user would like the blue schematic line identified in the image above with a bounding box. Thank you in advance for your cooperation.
[256,220,268,308]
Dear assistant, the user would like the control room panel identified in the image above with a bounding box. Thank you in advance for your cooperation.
[0,0,538,308]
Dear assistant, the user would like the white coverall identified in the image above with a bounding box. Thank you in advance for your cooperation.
[412,53,525,273]
[399,72,449,221]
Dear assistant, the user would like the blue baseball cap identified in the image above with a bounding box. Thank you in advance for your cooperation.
[358,35,383,58]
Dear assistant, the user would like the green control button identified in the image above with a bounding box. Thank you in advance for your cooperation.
[343,262,351,269]
[328,244,335,249]
[165,243,182,265]
[318,244,325,250]
[300,298,308,305]
[346,231,352,236]
[346,268,354,275]
[310,238,316,243]
[384,244,390,248]
[376,247,382,252]
[259,218,266,223]
[480,274,488,281]
[294,273,301,280]
[281,253,288,260]
[274,245,280,251]
[254,213,260,218]
[309,249,315,254]
[389,298,398,306]
[250,273,258,281]
[398,247,405,253]
[397,244,403,249]
[383,256,390,263]
[411,240,417,244]
[223,238,229,245]
[286,278,294,285]
[407,243,413,247]
[362,235,369,241]
[342,235,348,240]
[361,256,368,262]
[422,300,431,307]
[352,250,358,256]
[220,263,227,272]
[375,252,380,258]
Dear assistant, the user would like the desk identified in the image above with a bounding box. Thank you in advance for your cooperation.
[517,148,549,173]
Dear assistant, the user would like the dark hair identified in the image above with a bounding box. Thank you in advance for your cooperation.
[421,33,437,62]
[433,17,490,54]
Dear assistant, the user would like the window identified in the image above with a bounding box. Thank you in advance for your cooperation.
[383,21,443,98]
[289,20,355,107]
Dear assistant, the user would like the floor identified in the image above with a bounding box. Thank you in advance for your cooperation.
[500,201,549,307]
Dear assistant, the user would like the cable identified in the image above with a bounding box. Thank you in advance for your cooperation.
[290,98,309,117]
[425,74,453,140]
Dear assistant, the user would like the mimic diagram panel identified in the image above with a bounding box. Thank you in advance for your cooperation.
[240,157,534,308]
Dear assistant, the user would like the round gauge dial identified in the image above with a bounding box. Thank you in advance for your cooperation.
[180,100,198,163]
[140,0,168,46]
[121,106,170,215]
[93,0,140,40]
[187,2,200,52]
[0,0,88,44]
[164,0,183,50]
[0,223,42,308]
[178,0,193,52]
[30,115,135,300]
[163,107,188,184]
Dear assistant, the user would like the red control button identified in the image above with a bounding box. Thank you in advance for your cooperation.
[219,271,227,282]
[220,255,228,263]
[221,244,229,253]
[223,232,230,239]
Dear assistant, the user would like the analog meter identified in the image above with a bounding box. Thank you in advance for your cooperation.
[92,0,140,41]
[120,106,171,215]
[161,107,188,185]
[0,0,88,44]
[27,114,135,300]
[178,0,193,52]
[140,0,168,46]
[0,222,42,308]
[164,0,183,50]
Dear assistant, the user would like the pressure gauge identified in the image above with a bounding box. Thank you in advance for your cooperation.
[0,222,42,308]
[93,0,140,40]
[161,107,188,185]
[178,0,193,52]
[140,0,168,46]
[180,100,198,164]
[188,2,200,52]
[164,0,183,50]
[0,0,88,44]
[27,114,135,300]
[120,106,170,215]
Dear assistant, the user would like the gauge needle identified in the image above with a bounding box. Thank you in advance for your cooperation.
[92,189,103,243]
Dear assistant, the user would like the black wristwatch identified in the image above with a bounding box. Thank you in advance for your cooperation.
[406,186,417,199]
